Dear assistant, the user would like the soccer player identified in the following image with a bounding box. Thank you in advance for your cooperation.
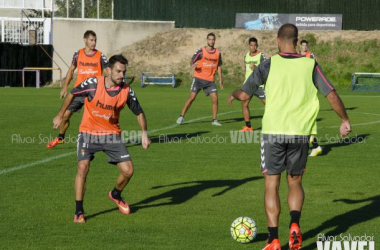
[52,55,150,223]
[239,37,266,132]
[228,24,351,250]
[299,40,315,59]
[176,33,224,126]
[299,40,323,156]
[47,30,108,148]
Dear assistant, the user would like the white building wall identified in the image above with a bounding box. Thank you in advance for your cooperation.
[52,19,175,82]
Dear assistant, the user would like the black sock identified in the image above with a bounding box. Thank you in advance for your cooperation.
[312,137,319,149]
[58,134,65,140]
[245,121,252,128]
[268,227,278,243]
[212,119,216,122]
[112,187,122,200]
[75,200,84,215]
[179,115,183,117]
[290,210,301,228]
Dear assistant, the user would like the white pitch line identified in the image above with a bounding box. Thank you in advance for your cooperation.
[0,109,246,175]
[3,108,378,175]
[323,111,380,128]
[148,109,254,134]
[0,152,76,175]
[340,95,380,98]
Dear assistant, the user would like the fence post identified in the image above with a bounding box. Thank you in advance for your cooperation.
[36,70,40,88]
[20,10,23,44]
[97,0,100,19]
[1,19,4,42]
[82,0,85,18]
[22,69,25,87]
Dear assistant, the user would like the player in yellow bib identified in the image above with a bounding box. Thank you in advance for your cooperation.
[240,37,266,132]
[228,24,351,250]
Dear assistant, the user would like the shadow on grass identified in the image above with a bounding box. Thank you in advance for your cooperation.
[218,115,263,124]
[255,233,270,244]
[299,195,380,250]
[130,176,263,213]
[319,106,359,112]
[85,176,263,220]
[320,134,370,156]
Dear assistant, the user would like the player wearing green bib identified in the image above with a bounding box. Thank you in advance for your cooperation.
[240,37,266,132]
[228,24,351,250]
[298,39,323,156]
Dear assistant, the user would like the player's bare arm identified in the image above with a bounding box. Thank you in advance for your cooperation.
[136,113,151,149]
[326,91,351,137]
[218,66,224,90]
[103,68,108,76]
[53,93,75,129]
[60,64,77,98]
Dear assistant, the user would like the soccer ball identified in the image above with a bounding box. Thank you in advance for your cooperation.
[230,216,257,243]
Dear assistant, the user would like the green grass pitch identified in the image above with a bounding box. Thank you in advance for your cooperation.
[0,85,379,249]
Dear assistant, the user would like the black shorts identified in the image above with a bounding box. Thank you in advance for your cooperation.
[68,96,85,113]
[77,133,131,164]
[190,77,217,96]
[260,134,309,175]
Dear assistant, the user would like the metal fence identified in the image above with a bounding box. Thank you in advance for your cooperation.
[54,0,113,19]
[0,0,53,10]
[0,17,50,44]
[114,0,380,30]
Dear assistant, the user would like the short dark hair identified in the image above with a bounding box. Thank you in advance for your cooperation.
[108,54,128,68]
[207,33,216,39]
[83,30,96,38]
[248,37,258,45]
[300,40,308,45]
[277,23,298,46]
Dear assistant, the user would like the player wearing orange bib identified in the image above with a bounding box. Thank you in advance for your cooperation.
[52,55,150,223]
[176,33,224,126]
[299,40,315,59]
[47,30,108,148]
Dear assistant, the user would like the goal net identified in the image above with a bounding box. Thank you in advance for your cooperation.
[351,73,380,92]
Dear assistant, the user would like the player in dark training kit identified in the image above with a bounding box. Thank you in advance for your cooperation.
[52,55,150,223]
[239,37,266,132]
[176,33,224,126]
[47,30,108,148]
